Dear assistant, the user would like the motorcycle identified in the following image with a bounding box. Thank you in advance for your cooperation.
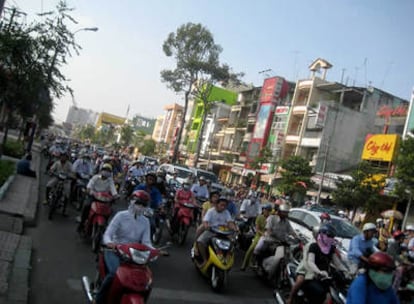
[47,172,69,220]
[82,243,164,304]
[191,226,236,292]
[73,173,90,211]
[234,216,256,251]
[195,196,208,225]
[170,200,197,245]
[123,175,143,198]
[81,191,114,253]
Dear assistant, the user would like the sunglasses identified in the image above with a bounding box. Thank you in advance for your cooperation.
[321,231,335,238]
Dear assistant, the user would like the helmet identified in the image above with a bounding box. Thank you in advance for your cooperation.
[199,176,206,181]
[146,172,157,179]
[103,155,111,162]
[130,190,150,207]
[393,230,405,240]
[320,212,331,221]
[217,196,229,204]
[279,204,290,213]
[376,218,384,224]
[319,224,336,238]
[368,252,395,271]
[102,163,112,171]
[406,225,414,231]
[262,204,273,211]
[363,222,377,232]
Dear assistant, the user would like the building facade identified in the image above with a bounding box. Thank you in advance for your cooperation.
[65,106,99,127]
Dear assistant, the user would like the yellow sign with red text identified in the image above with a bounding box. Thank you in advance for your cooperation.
[361,134,400,162]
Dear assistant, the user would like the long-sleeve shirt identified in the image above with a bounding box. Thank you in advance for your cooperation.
[102,210,152,248]
[87,174,118,196]
[72,159,93,176]
[348,234,375,264]
[134,184,162,209]
[347,273,399,304]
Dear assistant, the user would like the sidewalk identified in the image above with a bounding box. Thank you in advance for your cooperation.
[0,143,41,304]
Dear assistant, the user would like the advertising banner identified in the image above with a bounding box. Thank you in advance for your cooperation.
[253,103,272,139]
[315,104,328,128]
[260,77,278,103]
[361,134,400,162]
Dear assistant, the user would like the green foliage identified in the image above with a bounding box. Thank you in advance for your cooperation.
[140,139,156,156]
[0,160,15,186]
[120,124,134,146]
[3,139,24,158]
[331,161,386,217]
[250,147,273,170]
[74,124,95,141]
[277,156,313,197]
[395,137,414,198]
[161,22,242,164]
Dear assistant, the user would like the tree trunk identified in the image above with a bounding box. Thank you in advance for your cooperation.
[172,89,190,164]
[193,102,209,168]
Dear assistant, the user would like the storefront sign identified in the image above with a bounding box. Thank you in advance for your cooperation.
[361,134,400,162]
[377,105,408,118]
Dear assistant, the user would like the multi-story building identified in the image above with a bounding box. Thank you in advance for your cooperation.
[283,58,408,199]
[151,103,183,156]
[66,106,99,127]
[130,114,156,134]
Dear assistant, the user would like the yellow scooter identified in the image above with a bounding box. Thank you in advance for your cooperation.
[191,226,236,291]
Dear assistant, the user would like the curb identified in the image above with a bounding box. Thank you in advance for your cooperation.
[0,175,15,201]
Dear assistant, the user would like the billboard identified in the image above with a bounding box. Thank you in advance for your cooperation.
[253,103,272,139]
[260,77,278,103]
[315,104,328,128]
[361,134,400,162]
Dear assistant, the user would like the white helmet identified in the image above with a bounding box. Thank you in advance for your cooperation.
[279,204,291,213]
[406,225,414,231]
[363,222,376,232]
[376,218,384,224]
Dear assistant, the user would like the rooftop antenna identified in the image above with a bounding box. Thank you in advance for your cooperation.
[380,61,394,88]
[258,69,272,78]
[353,67,359,86]
[340,68,346,84]
[363,58,368,87]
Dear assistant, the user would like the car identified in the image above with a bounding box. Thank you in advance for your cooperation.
[157,163,194,185]
[190,168,224,193]
[288,207,361,262]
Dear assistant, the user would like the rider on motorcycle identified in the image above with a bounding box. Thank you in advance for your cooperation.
[297,224,349,304]
[71,152,93,201]
[239,192,261,224]
[254,203,296,279]
[77,164,118,232]
[134,172,163,210]
[191,176,209,200]
[94,190,153,304]
[44,152,73,213]
[155,171,168,196]
[348,222,377,274]
[195,197,238,265]
[347,252,399,304]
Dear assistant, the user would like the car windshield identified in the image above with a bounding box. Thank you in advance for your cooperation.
[330,218,360,239]
[197,171,218,183]
[176,168,192,179]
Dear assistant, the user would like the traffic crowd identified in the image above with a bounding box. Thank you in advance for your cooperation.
[38,136,412,304]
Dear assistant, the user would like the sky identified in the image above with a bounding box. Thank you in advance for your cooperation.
[10,0,414,123]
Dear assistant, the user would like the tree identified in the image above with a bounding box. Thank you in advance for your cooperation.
[277,156,313,201]
[161,22,241,165]
[120,124,134,146]
[331,161,386,221]
[74,124,95,141]
[140,139,156,156]
[394,137,414,202]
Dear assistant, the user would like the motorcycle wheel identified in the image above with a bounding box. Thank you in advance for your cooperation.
[76,189,85,211]
[48,195,58,220]
[177,222,189,245]
[92,224,104,253]
[152,218,164,245]
[211,267,226,292]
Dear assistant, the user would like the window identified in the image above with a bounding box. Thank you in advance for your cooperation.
[303,214,319,229]
[289,210,305,223]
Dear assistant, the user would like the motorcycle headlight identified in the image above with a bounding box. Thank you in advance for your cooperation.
[129,248,151,264]
[213,238,231,250]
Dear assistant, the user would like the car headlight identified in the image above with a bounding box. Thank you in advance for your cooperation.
[129,248,151,264]
[213,238,231,250]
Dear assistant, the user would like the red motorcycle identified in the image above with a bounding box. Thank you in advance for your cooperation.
[82,243,161,304]
[171,200,197,245]
[82,192,114,252]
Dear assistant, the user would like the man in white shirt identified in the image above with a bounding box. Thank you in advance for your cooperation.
[191,176,209,199]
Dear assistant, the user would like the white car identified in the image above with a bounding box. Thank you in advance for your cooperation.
[157,164,193,185]
[288,208,360,262]
[190,168,224,193]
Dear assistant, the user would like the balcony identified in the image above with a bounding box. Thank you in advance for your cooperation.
[292,105,307,115]
[243,133,252,142]
[298,80,313,89]
[231,105,242,112]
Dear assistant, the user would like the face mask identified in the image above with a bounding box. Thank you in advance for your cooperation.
[368,269,393,290]
[101,171,111,178]
[317,233,335,254]
[128,201,145,218]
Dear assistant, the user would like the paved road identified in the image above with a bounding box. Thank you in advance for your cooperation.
[27,156,274,303]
